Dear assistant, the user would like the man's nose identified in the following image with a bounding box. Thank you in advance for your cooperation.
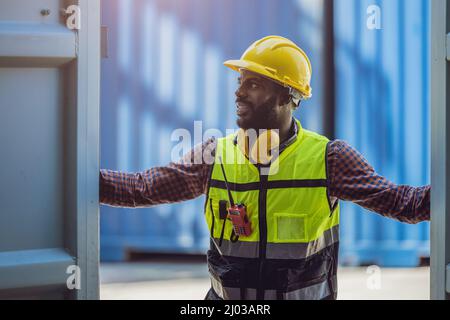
[235,86,247,99]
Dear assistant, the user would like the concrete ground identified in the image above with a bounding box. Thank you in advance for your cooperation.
[100,259,430,300]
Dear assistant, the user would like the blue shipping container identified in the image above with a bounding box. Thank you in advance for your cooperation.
[334,0,430,266]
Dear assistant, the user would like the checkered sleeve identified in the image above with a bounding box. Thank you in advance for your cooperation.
[328,140,430,224]
[100,138,216,208]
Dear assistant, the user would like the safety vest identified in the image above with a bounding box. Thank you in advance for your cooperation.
[204,118,340,300]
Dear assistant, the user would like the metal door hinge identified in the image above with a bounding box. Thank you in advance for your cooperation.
[446,264,450,293]
[101,26,109,59]
[447,33,450,61]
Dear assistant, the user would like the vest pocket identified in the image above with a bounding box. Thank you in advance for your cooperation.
[274,212,308,242]
[208,198,222,238]
[208,198,233,241]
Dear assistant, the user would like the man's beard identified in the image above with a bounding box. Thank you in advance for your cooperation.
[236,96,279,130]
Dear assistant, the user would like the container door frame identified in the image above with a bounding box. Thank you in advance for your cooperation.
[430,0,450,300]
[74,0,100,300]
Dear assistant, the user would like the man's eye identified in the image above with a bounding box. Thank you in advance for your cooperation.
[250,82,259,89]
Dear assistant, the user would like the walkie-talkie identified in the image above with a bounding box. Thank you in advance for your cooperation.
[218,157,252,237]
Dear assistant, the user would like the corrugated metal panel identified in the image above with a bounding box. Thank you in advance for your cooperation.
[100,0,326,261]
[334,0,430,266]
[0,0,100,299]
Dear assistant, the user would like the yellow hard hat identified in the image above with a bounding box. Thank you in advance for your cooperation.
[224,35,312,99]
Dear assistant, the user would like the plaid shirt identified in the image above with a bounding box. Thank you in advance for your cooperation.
[100,132,430,224]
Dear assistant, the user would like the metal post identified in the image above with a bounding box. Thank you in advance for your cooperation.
[323,0,335,139]
[76,0,100,300]
[430,0,450,301]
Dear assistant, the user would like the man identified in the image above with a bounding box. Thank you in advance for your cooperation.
[100,36,430,300]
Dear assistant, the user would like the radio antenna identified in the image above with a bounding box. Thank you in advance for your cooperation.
[218,156,235,207]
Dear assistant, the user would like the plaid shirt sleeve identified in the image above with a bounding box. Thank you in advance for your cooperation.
[327,139,430,224]
[100,135,430,223]
[100,138,216,208]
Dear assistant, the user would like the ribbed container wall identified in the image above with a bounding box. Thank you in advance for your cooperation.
[334,0,430,266]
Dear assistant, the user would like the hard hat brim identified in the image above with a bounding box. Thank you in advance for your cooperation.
[224,59,280,84]
[223,59,312,99]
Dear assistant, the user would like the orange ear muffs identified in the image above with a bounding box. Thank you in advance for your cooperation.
[237,129,280,165]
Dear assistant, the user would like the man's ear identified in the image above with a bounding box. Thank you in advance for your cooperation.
[278,90,291,106]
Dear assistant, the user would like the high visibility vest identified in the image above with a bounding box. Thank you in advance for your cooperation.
[204,118,340,300]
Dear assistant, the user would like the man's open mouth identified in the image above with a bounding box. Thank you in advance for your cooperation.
[236,103,251,116]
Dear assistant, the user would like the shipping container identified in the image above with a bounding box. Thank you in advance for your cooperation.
[334,0,430,266]
[0,0,100,299]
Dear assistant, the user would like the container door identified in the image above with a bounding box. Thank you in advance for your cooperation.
[430,0,450,300]
[0,0,100,299]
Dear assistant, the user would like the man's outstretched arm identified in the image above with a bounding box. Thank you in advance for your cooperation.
[328,140,430,224]
[100,138,216,208]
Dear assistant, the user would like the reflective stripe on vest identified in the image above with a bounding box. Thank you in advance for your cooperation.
[210,275,336,300]
[211,224,339,259]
